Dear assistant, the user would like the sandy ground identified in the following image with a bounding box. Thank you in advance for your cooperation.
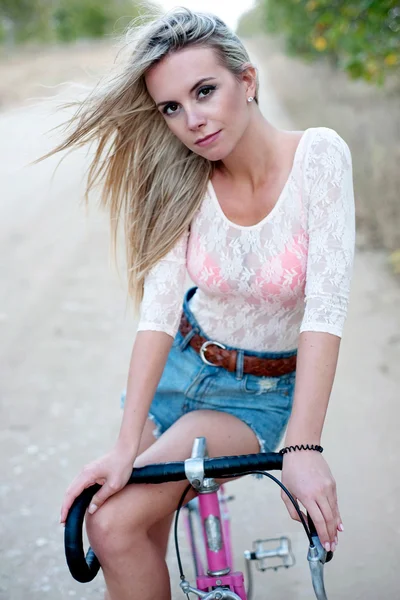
[1,40,399,600]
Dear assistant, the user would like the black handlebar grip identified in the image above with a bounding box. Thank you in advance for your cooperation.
[307,513,333,563]
[64,484,101,582]
[204,452,283,476]
[125,453,283,484]
[127,461,187,484]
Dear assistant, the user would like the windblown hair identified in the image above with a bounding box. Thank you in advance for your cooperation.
[41,7,259,312]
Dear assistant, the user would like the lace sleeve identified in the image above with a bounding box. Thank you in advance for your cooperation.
[136,229,189,338]
[300,128,355,337]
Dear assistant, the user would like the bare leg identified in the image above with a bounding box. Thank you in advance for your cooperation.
[103,417,171,600]
[89,410,260,600]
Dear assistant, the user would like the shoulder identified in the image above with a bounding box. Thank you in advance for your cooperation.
[305,126,352,162]
[303,127,352,189]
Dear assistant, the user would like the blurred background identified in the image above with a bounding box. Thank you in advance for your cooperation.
[0,1,399,599]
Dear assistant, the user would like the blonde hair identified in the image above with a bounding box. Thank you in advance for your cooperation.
[40,7,259,312]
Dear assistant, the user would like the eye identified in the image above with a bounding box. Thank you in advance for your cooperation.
[198,85,216,99]
[162,102,179,116]
[161,85,217,117]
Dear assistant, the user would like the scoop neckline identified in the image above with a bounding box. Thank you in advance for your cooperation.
[207,128,311,230]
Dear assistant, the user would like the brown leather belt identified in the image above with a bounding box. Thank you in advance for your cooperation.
[179,313,297,377]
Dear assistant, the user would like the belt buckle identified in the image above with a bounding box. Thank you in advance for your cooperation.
[200,340,226,367]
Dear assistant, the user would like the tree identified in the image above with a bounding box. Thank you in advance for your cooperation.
[0,0,160,45]
[237,0,400,85]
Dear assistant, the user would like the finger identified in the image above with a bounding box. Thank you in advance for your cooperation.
[332,487,344,533]
[326,489,340,544]
[281,491,306,522]
[60,469,100,523]
[305,502,330,551]
[316,496,336,546]
[88,480,122,515]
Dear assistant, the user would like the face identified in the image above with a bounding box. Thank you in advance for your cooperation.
[144,46,255,160]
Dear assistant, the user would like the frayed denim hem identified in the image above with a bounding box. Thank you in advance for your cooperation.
[238,418,269,480]
[120,391,163,440]
[147,412,163,440]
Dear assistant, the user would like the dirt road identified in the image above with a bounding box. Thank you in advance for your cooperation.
[1,41,399,600]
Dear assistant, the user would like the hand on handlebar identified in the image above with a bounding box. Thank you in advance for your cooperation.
[60,441,137,525]
[280,451,343,553]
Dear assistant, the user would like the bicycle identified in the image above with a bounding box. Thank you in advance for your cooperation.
[64,437,334,599]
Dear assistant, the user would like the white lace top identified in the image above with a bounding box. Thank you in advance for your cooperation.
[137,127,355,352]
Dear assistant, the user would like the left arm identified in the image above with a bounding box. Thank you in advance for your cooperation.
[281,129,355,553]
[285,331,340,449]
[282,331,341,552]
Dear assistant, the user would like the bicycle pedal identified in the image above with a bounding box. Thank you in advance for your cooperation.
[244,536,295,572]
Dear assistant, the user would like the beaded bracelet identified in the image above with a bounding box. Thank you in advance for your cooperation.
[279,444,323,455]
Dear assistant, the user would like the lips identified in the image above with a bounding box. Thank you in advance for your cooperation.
[195,130,221,145]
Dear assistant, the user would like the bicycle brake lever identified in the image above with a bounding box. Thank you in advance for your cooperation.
[306,514,331,600]
[307,513,333,563]
[308,544,328,600]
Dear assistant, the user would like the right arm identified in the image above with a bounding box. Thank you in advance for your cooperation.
[117,330,174,457]
[60,229,189,524]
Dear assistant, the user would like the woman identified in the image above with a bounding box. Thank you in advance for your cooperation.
[55,8,354,600]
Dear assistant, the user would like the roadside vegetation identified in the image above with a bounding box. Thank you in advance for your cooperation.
[238,1,400,86]
[0,0,160,46]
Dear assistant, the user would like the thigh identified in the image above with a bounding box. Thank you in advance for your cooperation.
[137,418,173,553]
[190,369,296,454]
[88,409,259,539]
[137,417,159,455]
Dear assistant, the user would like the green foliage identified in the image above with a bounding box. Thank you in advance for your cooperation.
[237,2,268,37]
[53,0,139,42]
[240,0,400,85]
[0,0,54,42]
[0,0,160,45]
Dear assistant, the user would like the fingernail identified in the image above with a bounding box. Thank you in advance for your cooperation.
[331,542,336,552]
[88,503,98,515]
[324,542,331,552]
[338,523,344,532]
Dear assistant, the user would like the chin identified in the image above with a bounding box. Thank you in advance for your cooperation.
[193,145,230,161]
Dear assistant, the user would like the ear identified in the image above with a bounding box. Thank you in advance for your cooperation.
[240,62,257,98]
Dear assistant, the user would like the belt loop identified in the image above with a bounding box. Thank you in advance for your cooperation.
[235,350,244,381]
[179,327,197,351]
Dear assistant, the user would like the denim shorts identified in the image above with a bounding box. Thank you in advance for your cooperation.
[121,287,297,454]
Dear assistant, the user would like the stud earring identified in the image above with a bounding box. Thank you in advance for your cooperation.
[247,97,254,103]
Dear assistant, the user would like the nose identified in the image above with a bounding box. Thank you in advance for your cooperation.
[186,108,206,131]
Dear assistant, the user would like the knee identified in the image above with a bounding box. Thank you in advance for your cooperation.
[85,490,149,561]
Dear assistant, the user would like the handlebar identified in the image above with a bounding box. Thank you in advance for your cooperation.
[64,451,332,598]
[65,452,282,582]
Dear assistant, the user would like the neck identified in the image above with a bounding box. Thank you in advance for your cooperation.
[218,110,283,191]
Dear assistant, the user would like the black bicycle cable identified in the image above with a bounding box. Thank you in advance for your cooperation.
[219,471,314,545]
[173,470,313,581]
[174,482,193,591]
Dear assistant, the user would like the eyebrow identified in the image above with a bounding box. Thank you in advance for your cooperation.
[156,77,217,108]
